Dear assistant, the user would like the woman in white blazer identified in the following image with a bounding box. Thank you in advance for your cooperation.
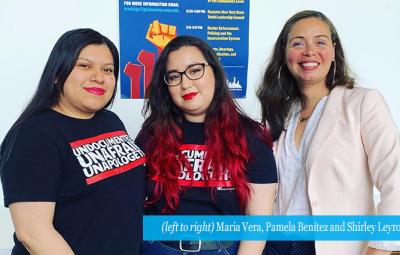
[257,10,400,255]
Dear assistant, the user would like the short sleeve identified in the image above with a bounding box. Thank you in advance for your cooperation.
[246,133,278,184]
[134,128,148,151]
[1,124,62,207]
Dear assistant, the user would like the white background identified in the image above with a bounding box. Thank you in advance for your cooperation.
[0,0,399,251]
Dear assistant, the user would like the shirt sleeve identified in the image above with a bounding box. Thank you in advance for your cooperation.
[360,90,400,214]
[1,124,62,207]
[360,90,400,251]
[246,133,278,184]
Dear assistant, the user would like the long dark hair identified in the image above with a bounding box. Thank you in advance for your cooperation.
[257,10,354,140]
[137,35,272,213]
[0,28,119,173]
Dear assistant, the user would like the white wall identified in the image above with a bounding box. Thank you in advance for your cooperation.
[0,0,399,250]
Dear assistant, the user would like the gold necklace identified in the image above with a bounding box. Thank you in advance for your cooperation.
[298,115,311,123]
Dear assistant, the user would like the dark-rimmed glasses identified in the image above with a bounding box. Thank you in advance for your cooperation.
[164,63,209,87]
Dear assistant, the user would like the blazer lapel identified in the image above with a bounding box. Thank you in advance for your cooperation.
[305,87,344,176]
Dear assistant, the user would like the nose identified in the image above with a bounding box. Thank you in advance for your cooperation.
[90,68,105,84]
[180,73,192,90]
[303,43,316,56]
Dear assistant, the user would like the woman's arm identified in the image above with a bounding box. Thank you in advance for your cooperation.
[360,90,400,252]
[237,183,276,255]
[10,202,75,255]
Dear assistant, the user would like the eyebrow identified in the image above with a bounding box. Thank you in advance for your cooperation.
[167,61,206,72]
[77,58,114,66]
[288,35,331,41]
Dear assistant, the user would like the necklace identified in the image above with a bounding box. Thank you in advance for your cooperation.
[298,115,311,123]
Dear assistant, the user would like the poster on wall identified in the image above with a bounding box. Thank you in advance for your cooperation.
[119,0,250,99]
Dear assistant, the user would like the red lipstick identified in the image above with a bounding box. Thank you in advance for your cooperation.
[84,87,105,96]
[182,92,198,101]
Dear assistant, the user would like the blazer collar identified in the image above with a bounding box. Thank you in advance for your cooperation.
[273,87,345,172]
[305,86,344,175]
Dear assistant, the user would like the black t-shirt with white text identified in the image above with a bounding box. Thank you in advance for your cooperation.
[1,109,145,255]
[144,119,277,215]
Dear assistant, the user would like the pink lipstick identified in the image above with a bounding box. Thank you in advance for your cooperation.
[84,87,105,96]
[182,92,198,101]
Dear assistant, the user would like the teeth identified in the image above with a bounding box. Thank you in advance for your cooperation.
[302,62,318,67]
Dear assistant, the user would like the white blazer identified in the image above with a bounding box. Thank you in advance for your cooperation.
[274,86,400,254]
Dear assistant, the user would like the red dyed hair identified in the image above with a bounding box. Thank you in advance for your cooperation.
[137,36,272,213]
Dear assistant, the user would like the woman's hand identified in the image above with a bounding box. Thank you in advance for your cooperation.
[237,183,277,255]
[365,247,392,255]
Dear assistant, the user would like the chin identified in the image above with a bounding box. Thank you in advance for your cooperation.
[85,99,109,109]
[84,104,106,114]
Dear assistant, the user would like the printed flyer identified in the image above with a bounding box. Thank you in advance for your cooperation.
[119,0,250,99]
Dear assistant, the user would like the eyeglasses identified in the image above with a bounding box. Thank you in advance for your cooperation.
[164,63,209,87]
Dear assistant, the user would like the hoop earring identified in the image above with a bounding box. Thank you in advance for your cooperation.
[278,65,282,87]
[332,60,336,86]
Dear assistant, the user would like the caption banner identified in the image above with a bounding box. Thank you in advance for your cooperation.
[144,215,400,240]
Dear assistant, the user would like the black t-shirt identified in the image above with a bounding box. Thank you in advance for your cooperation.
[1,109,145,255]
[144,119,277,215]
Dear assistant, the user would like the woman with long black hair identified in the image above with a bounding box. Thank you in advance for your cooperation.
[1,28,145,255]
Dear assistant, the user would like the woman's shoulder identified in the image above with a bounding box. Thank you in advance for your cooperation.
[333,85,382,99]
[1,111,60,164]
[21,109,56,131]
[238,115,273,148]
[330,86,389,121]
[330,86,386,110]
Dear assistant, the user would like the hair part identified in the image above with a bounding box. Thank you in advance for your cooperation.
[257,10,354,140]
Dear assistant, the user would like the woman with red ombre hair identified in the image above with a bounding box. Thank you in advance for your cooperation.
[137,35,277,255]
